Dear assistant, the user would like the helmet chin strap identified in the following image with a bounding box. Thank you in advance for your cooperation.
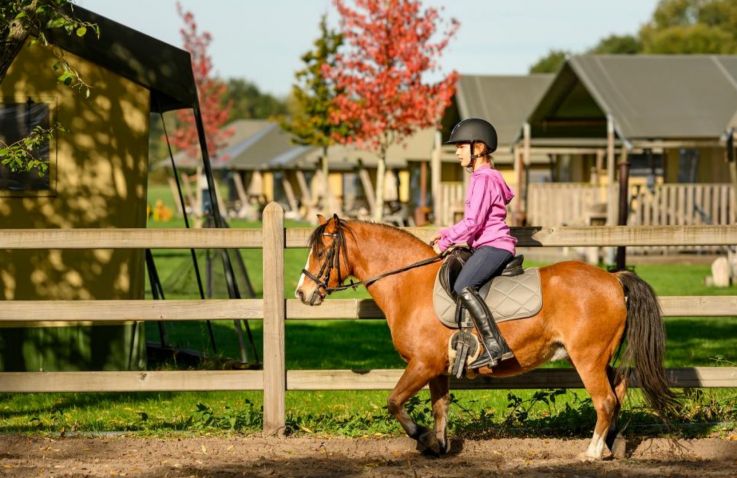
[465,140,487,172]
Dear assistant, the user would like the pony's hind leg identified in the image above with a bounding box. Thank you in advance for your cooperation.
[429,375,451,454]
[571,359,620,460]
[387,361,439,454]
[606,365,629,458]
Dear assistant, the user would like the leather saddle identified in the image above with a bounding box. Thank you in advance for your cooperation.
[438,246,524,300]
[433,247,542,329]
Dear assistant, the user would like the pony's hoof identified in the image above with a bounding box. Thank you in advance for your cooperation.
[610,434,626,459]
[577,450,611,462]
[416,429,441,456]
[439,438,451,455]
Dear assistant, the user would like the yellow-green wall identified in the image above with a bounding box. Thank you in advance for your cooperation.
[0,41,150,370]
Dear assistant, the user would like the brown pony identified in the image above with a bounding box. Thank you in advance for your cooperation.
[295,215,676,459]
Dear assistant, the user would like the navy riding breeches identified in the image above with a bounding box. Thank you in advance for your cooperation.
[452,246,513,296]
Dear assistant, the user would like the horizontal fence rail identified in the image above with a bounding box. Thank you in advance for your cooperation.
[1,296,736,326]
[0,228,265,249]
[2,225,737,249]
[2,368,736,393]
[290,225,737,247]
[1,211,736,435]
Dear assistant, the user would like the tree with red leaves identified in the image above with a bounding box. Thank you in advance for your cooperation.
[170,2,233,162]
[327,0,458,221]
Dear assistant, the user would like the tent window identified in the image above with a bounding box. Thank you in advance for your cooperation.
[0,100,52,193]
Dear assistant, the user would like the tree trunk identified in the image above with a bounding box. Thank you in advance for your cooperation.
[321,146,333,214]
[373,153,386,222]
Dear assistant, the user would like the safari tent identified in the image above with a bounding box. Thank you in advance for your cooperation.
[436,74,554,225]
[164,119,443,224]
[0,5,205,371]
[523,55,737,228]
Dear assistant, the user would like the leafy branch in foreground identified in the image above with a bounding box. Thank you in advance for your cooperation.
[1,1,98,173]
[0,123,63,174]
[1,0,99,92]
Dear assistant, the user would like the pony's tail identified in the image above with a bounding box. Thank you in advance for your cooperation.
[616,271,678,418]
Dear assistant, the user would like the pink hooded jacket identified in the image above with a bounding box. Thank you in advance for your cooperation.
[437,165,516,254]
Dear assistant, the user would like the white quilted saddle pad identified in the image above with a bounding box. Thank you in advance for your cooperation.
[433,268,542,329]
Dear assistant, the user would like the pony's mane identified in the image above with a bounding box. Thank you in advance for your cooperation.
[308,218,428,253]
[352,220,429,248]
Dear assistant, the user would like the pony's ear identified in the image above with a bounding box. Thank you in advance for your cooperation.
[317,214,327,225]
[332,213,340,222]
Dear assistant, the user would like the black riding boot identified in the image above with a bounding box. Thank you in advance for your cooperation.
[458,287,511,369]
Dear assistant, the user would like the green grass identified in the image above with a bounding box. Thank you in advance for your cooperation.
[1,183,735,437]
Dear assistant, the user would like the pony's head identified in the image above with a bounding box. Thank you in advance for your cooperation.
[295,213,353,306]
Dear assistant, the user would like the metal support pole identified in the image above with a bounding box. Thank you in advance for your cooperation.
[615,148,630,271]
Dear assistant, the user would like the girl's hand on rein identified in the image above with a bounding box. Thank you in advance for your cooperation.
[429,236,442,255]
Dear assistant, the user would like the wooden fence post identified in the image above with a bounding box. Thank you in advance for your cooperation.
[262,202,286,436]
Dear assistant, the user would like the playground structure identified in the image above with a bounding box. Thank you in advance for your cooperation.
[0,203,736,436]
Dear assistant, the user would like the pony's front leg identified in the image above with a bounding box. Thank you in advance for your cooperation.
[429,375,451,454]
[387,361,439,454]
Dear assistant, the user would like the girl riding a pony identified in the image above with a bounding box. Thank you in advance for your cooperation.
[431,117,516,369]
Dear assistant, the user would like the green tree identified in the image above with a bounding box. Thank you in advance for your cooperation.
[588,34,642,54]
[1,0,97,174]
[640,0,737,53]
[224,78,287,121]
[279,14,348,209]
[529,1,737,71]
[641,23,734,53]
[529,49,569,73]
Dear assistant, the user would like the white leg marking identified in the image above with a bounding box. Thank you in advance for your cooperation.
[549,345,569,362]
[586,429,608,458]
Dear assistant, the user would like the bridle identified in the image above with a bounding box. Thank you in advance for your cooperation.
[301,224,447,299]
[301,231,354,297]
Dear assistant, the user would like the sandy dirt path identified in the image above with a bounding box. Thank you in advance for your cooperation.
[1,435,736,477]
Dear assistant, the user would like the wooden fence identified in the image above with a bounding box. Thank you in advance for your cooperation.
[439,182,465,225]
[1,203,737,435]
[528,183,735,227]
[527,183,608,228]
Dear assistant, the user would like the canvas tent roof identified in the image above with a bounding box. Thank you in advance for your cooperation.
[223,122,316,171]
[453,74,554,147]
[303,128,441,171]
[162,121,447,172]
[161,119,274,170]
[45,5,197,112]
[226,126,440,171]
[527,55,737,141]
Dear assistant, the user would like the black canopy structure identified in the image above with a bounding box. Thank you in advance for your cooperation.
[48,4,196,113]
[43,4,259,366]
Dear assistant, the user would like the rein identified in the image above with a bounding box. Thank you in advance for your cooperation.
[302,231,446,295]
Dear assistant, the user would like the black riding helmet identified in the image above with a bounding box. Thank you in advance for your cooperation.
[445,118,498,153]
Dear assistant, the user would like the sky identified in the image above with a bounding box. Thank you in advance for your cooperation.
[76,0,660,97]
